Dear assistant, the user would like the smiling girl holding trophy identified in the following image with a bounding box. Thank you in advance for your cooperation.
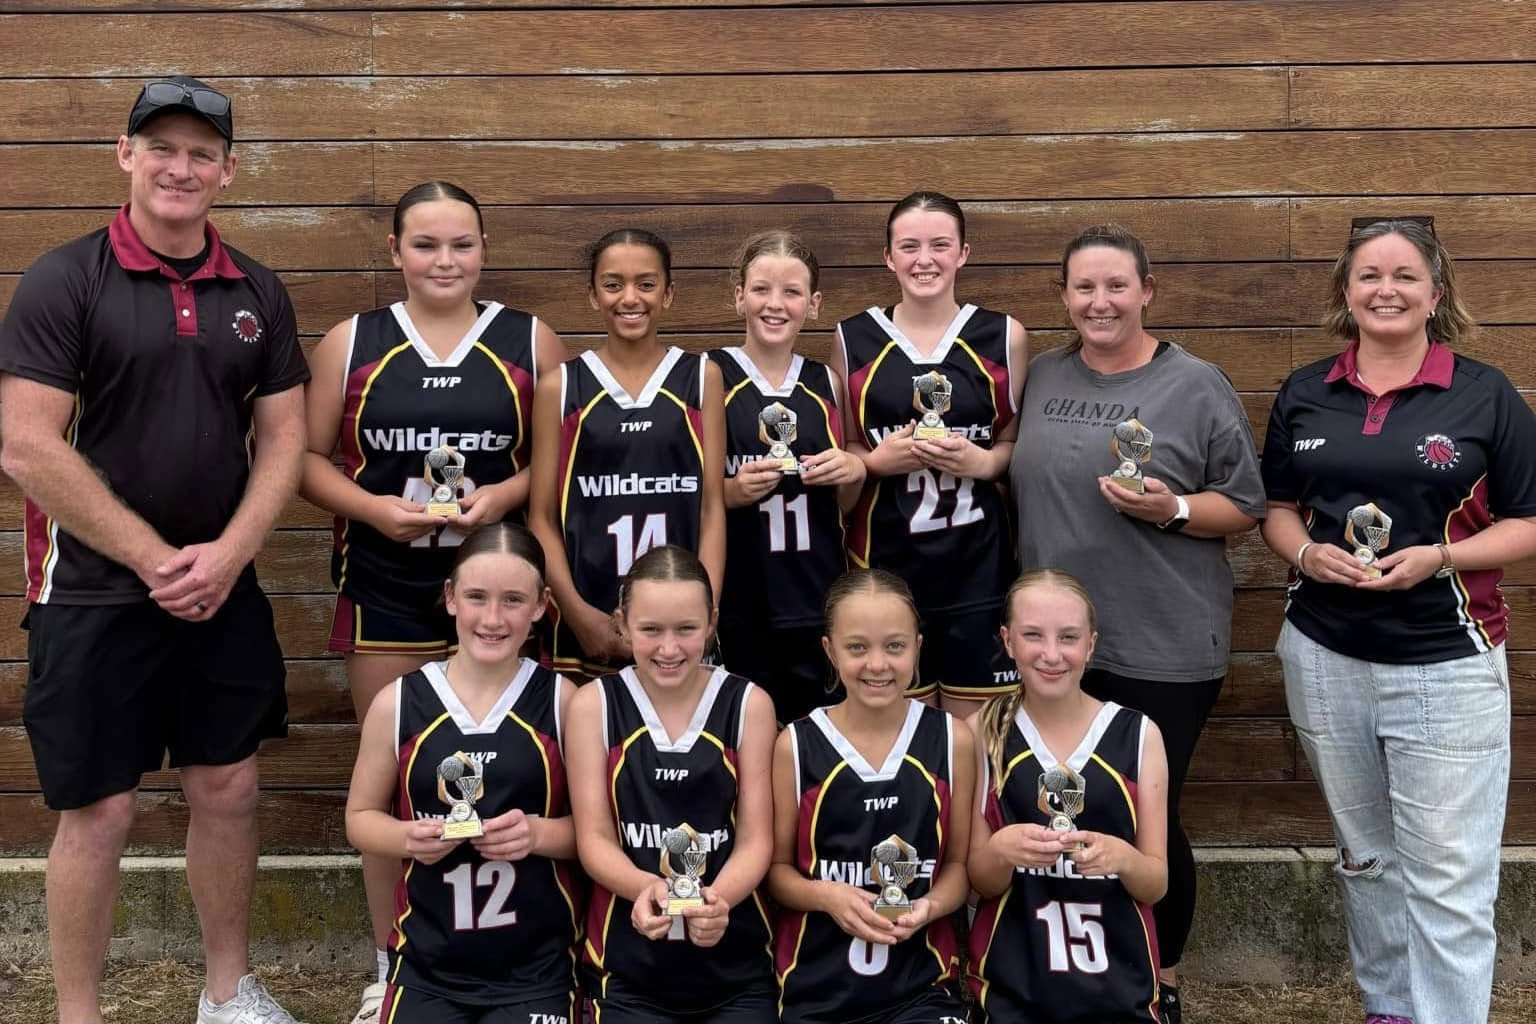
[769,568,973,1024]
[344,523,580,1024]
[967,570,1169,1024]
[564,545,777,1023]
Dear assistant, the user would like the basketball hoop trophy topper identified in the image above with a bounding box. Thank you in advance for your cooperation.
[1345,502,1393,580]
[758,402,800,474]
[660,824,708,939]
[870,834,921,920]
[423,444,466,516]
[436,752,485,840]
[1038,764,1086,852]
[911,371,954,441]
[1109,418,1154,494]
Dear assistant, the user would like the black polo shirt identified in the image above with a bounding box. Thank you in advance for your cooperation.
[0,205,309,604]
[1262,340,1536,663]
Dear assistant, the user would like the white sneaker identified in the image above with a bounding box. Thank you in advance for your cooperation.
[196,974,306,1024]
[349,981,388,1024]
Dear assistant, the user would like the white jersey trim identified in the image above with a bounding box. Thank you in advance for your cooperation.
[580,345,685,410]
[866,303,979,366]
[721,346,805,397]
[340,313,359,402]
[390,300,505,369]
[1013,701,1123,775]
[421,657,538,735]
[808,698,924,783]
[620,664,728,753]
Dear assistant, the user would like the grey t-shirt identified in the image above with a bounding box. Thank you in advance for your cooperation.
[1011,342,1266,682]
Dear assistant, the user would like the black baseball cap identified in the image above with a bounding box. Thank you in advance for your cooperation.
[127,76,233,143]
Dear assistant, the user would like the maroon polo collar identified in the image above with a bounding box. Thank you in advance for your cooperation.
[1324,339,1455,392]
[108,204,245,281]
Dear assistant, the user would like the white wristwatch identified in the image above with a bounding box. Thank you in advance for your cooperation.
[1158,494,1190,532]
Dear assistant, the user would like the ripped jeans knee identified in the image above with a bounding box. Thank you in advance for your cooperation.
[1337,846,1384,877]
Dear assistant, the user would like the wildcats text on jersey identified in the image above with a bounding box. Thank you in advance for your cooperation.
[574,472,699,498]
[360,426,513,453]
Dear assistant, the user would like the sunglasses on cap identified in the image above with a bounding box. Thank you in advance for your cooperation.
[1349,215,1436,239]
[140,81,230,118]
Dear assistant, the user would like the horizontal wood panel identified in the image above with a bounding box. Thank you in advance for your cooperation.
[0,13,371,77]
[1292,327,1536,383]
[0,69,1289,142]
[1291,63,1536,129]
[0,143,373,207]
[1230,531,1536,590]
[1291,198,1536,260]
[0,198,1292,273]
[371,132,1536,204]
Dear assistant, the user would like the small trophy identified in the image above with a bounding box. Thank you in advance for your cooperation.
[436,752,485,839]
[1345,502,1393,579]
[423,445,466,516]
[1109,418,1154,494]
[660,824,707,916]
[870,834,920,920]
[1038,765,1086,848]
[758,402,800,474]
[911,371,953,441]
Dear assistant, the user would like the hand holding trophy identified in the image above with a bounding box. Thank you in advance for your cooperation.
[1345,502,1392,579]
[911,371,954,441]
[1037,764,1086,852]
[1108,418,1154,494]
[424,444,466,516]
[436,752,485,840]
[660,823,708,939]
[758,402,800,474]
[870,834,921,920]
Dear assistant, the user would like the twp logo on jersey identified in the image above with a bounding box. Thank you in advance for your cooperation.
[619,421,653,432]
[527,1015,567,1024]
[621,821,731,852]
[868,423,992,444]
[1021,853,1119,881]
[993,667,1020,684]
[421,376,462,389]
[1293,438,1327,452]
[817,858,937,886]
[576,473,699,497]
[655,767,689,781]
[864,796,899,811]
[362,427,513,453]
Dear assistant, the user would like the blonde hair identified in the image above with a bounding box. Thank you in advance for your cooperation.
[731,229,820,294]
[978,569,1097,795]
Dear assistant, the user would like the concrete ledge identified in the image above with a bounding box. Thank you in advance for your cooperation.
[2,849,1534,981]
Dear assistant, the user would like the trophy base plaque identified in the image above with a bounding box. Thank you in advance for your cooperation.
[425,501,462,517]
[666,895,704,915]
[874,902,910,921]
[913,425,949,441]
[441,818,484,840]
[1109,474,1145,494]
[776,458,800,474]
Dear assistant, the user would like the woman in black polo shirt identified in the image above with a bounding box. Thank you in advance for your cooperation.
[1259,218,1536,1024]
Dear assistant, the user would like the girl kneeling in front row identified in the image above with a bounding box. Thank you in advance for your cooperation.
[968,569,1170,1024]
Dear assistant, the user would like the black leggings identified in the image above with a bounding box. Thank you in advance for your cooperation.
[1081,667,1223,969]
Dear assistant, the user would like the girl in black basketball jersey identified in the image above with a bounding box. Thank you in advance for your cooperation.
[711,231,863,722]
[529,230,726,678]
[770,569,973,1024]
[304,181,565,1019]
[832,192,1028,717]
[345,523,580,1024]
[967,570,1170,1024]
[565,546,777,1023]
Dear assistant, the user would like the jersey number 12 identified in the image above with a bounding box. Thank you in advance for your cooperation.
[443,861,518,931]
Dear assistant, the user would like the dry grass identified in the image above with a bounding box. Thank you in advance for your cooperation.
[1,959,1531,1023]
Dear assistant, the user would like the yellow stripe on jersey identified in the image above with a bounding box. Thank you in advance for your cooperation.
[351,341,416,483]
[391,710,454,953]
[723,377,756,407]
[1090,752,1138,830]
[506,710,555,816]
[697,730,735,780]
[584,890,620,971]
[806,760,850,877]
[656,386,705,466]
[33,392,83,602]
[902,752,946,848]
[999,748,1038,792]
[794,380,839,448]
[558,389,611,529]
[776,912,812,1013]
[1444,473,1495,648]
[953,338,1001,424]
[855,341,901,436]
[972,887,1015,1012]
[608,725,651,826]
[471,339,527,470]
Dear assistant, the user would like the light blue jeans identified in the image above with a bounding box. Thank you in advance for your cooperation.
[1276,622,1509,1024]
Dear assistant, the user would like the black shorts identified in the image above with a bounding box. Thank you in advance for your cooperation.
[586,976,776,1024]
[328,592,457,656]
[919,603,1011,701]
[380,984,577,1024]
[883,986,970,1024]
[22,587,288,811]
[718,620,840,724]
[543,598,625,681]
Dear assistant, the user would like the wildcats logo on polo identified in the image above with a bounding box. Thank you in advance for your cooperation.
[1416,432,1461,471]
[231,309,262,344]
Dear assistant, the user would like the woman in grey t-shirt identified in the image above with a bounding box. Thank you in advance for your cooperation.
[1008,224,1265,1024]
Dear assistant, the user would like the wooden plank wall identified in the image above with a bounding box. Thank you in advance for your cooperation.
[1,0,1534,853]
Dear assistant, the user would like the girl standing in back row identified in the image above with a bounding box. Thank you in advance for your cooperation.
[834,191,1027,715]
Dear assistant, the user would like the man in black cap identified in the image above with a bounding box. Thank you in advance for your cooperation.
[0,77,309,1024]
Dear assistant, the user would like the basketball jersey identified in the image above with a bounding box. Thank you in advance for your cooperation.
[967,703,1160,1024]
[583,667,774,1009]
[776,701,960,1024]
[838,304,1017,614]
[388,659,580,1005]
[334,301,537,616]
[552,347,705,671]
[710,347,847,631]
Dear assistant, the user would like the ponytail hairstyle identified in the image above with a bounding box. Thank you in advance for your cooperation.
[980,568,1098,795]
[392,180,485,237]
[731,229,821,295]
[822,568,922,693]
[617,544,714,617]
[1056,223,1154,354]
[586,227,674,287]
[885,191,967,247]
[446,521,546,589]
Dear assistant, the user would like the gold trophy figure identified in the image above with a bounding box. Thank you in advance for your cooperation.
[660,824,707,915]
[1345,502,1393,580]
[911,371,954,441]
[423,445,466,516]
[870,835,921,920]
[436,752,486,839]
[1108,419,1154,494]
[1037,764,1086,851]
[758,402,800,474]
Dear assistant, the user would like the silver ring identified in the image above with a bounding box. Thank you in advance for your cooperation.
[197,602,208,612]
